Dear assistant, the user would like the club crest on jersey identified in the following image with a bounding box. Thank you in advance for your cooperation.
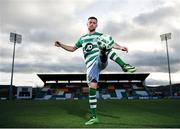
[85,43,93,52]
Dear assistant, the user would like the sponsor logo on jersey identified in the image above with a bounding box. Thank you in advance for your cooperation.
[85,43,93,52]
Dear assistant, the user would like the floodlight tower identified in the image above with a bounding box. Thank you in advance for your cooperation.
[9,32,22,100]
[160,33,172,97]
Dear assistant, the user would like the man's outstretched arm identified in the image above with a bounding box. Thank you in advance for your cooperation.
[54,41,77,52]
[112,43,128,53]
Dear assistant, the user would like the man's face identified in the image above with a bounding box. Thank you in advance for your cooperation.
[87,19,97,32]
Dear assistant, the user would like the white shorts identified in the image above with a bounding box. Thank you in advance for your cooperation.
[86,56,108,83]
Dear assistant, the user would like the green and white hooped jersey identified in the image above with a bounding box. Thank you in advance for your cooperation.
[75,32,102,68]
[75,32,114,68]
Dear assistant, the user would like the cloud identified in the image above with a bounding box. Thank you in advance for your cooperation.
[0,42,86,73]
[102,3,180,42]
[0,0,180,86]
[133,6,178,26]
[131,50,179,72]
[0,0,92,45]
[0,56,86,73]
[102,20,158,42]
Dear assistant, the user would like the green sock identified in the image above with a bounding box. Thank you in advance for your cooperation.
[107,50,126,67]
[89,88,97,118]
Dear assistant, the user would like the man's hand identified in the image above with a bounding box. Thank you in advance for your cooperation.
[54,41,77,52]
[120,46,128,53]
[113,43,128,53]
[54,41,61,47]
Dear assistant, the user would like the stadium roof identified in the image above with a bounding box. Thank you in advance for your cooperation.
[37,73,150,83]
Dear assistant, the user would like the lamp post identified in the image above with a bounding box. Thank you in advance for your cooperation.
[9,32,22,100]
[160,33,172,97]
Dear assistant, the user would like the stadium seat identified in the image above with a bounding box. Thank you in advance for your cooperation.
[96,91,100,98]
[115,89,125,99]
[102,94,111,99]
[65,93,72,99]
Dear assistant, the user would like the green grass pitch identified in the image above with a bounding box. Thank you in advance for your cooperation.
[0,99,180,128]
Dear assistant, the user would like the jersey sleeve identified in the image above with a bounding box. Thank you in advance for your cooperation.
[75,37,82,48]
[107,35,115,46]
[109,35,115,47]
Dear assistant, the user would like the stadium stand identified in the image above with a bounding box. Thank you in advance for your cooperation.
[16,86,32,99]
[1,78,179,100]
[36,73,150,100]
[147,83,180,99]
[0,85,16,100]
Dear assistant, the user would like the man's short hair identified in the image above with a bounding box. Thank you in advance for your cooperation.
[88,16,98,22]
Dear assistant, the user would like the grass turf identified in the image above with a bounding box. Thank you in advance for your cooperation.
[0,99,180,128]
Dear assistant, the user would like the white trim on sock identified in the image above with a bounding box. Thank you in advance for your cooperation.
[89,99,97,103]
[89,95,96,98]
[113,55,118,61]
[90,105,97,108]
[108,51,114,58]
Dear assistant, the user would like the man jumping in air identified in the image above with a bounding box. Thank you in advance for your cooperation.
[54,16,136,125]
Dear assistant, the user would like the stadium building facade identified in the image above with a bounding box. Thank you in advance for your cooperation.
[36,73,150,100]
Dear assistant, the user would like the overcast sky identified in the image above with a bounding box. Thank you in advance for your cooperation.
[0,0,180,87]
